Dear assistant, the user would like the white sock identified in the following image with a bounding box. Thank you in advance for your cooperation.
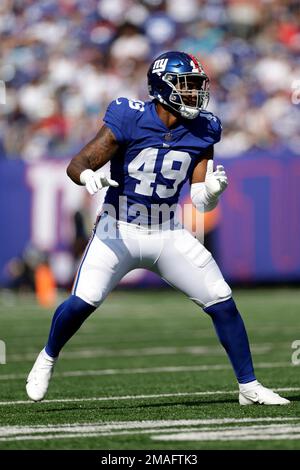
[42,348,57,362]
[239,380,259,391]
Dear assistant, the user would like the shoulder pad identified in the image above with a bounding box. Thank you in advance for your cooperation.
[112,97,145,112]
[103,97,146,143]
[199,111,222,144]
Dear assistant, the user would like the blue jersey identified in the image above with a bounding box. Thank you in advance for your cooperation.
[103,97,222,225]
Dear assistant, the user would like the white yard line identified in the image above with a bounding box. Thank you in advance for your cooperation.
[153,424,300,442]
[7,344,273,362]
[1,420,300,442]
[0,417,298,434]
[0,361,291,382]
[2,431,300,442]
[153,432,300,442]
[0,386,298,406]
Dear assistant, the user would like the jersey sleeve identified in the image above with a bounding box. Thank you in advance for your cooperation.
[200,112,222,145]
[207,114,222,144]
[103,98,129,144]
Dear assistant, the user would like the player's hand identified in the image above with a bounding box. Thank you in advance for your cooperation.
[80,169,119,195]
[205,160,228,198]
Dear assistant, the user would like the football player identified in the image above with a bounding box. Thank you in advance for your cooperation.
[26,51,289,405]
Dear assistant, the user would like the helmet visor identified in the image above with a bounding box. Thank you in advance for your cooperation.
[164,73,209,110]
[177,75,208,107]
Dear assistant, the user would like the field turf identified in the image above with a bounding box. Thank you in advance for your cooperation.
[0,288,299,450]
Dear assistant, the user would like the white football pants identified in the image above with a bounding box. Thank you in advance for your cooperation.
[72,215,232,309]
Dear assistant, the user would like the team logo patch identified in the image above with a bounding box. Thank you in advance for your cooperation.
[152,58,168,74]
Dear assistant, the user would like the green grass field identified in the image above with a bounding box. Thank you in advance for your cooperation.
[0,288,299,450]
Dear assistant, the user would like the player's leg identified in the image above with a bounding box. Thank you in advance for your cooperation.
[44,225,135,359]
[26,294,96,402]
[154,228,289,405]
[154,229,254,383]
[26,217,137,401]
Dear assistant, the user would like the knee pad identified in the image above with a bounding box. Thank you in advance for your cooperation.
[201,279,232,308]
[191,276,232,308]
[212,279,232,303]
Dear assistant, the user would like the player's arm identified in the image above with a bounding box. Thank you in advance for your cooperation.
[190,146,228,212]
[66,125,119,195]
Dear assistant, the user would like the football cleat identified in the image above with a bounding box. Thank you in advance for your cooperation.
[147,51,210,119]
[239,382,290,405]
[26,349,57,402]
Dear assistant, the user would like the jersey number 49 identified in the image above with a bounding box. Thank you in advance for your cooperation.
[128,148,191,198]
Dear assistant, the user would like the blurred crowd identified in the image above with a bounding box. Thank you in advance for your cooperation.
[1,0,300,160]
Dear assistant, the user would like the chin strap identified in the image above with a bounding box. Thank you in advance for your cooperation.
[157,95,200,120]
[179,106,200,119]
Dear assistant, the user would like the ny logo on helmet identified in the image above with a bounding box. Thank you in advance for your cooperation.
[152,58,168,74]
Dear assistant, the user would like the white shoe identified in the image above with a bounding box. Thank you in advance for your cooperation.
[26,349,57,402]
[239,381,290,405]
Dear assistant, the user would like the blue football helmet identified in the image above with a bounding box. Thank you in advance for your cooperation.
[147,51,210,119]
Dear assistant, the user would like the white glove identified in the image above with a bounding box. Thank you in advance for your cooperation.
[205,160,228,198]
[191,160,228,212]
[80,169,119,195]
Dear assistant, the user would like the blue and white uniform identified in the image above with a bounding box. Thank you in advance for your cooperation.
[72,98,231,309]
[28,51,266,402]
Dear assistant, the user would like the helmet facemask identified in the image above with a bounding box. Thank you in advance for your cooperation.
[162,73,210,119]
